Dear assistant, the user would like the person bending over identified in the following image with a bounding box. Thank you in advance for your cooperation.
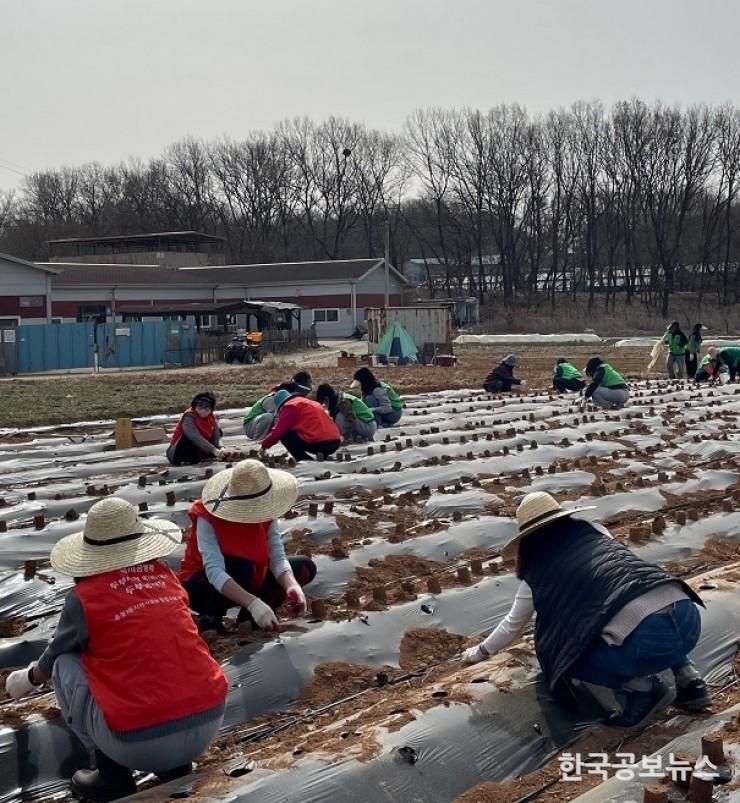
[167,392,223,465]
[583,357,629,409]
[262,389,341,461]
[316,383,378,443]
[350,367,403,427]
[553,359,585,393]
[483,355,526,393]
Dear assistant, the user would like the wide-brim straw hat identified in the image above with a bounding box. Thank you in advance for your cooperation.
[50,497,182,578]
[501,491,596,562]
[201,458,299,523]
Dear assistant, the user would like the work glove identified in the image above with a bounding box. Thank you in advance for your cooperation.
[284,583,307,617]
[461,644,490,665]
[5,663,39,699]
[519,380,527,388]
[212,448,226,460]
[247,598,280,632]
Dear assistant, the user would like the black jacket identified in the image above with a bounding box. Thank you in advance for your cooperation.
[484,362,520,391]
[521,520,702,691]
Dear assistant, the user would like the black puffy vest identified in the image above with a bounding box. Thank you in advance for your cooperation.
[521,520,702,691]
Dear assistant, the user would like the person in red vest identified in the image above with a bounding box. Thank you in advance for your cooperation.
[166,392,224,466]
[4,497,227,802]
[180,459,316,633]
[261,389,341,461]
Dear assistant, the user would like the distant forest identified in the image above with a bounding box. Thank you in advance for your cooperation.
[1,100,739,313]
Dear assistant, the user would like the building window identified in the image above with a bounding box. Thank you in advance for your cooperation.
[313,309,339,323]
[77,304,108,323]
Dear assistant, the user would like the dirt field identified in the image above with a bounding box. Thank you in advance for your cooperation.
[0,343,651,428]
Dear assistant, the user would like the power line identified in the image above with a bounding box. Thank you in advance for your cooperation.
[0,162,28,178]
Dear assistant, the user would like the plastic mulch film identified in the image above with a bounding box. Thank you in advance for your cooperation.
[2,585,737,803]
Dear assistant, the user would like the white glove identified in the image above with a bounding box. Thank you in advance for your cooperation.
[462,644,490,665]
[247,598,280,631]
[284,583,306,617]
[6,663,38,699]
[212,448,226,460]
[519,380,527,388]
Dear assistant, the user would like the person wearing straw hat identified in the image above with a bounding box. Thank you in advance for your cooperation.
[261,389,341,461]
[179,459,316,633]
[4,497,228,802]
[461,492,709,728]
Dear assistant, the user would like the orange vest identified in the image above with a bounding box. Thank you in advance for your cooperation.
[169,408,217,448]
[179,500,271,586]
[75,561,227,733]
[283,396,341,443]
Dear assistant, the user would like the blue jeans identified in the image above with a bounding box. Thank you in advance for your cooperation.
[363,394,402,427]
[568,599,701,689]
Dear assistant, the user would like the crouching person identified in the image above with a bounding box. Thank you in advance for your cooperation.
[262,390,341,461]
[553,359,585,393]
[316,383,377,443]
[5,497,227,802]
[583,356,629,408]
[462,493,710,728]
[483,354,526,393]
[167,392,223,465]
[179,460,317,633]
[243,392,276,441]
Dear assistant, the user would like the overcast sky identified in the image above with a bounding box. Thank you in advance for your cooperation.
[2,0,739,189]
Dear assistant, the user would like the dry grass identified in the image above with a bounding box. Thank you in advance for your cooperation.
[466,293,740,336]
[0,344,655,429]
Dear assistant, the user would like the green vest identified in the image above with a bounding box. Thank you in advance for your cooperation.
[600,363,625,387]
[696,354,714,379]
[340,392,375,423]
[719,347,740,367]
[665,332,685,356]
[243,394,267,423]
[558,362,582,380]
[686,335,702,355]
[699,354,713,367]
[380,381,403,410]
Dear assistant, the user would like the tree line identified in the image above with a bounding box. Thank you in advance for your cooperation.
[1,99,739,314]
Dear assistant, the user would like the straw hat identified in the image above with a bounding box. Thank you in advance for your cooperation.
[200,459,299,523]
[501,492,596,562]
[50,497,182,578]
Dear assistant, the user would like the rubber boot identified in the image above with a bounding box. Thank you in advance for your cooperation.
[70,750,136,802]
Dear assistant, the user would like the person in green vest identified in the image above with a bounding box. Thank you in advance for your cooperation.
[694,348,717,383]
[663,321,688,379]
[316,383,378,443]
[350,367,403,427]
[553,358,586,393]
[243,392,276,441]
[716,346,740,382]
[684,323,704,378]
[583,356,629,409]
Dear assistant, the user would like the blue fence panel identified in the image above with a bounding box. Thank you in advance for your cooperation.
[15,323,94,373]
[163,321,196,366]
[96,321,196,369]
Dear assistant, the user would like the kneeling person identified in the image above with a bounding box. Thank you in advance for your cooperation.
[5,498,227,801]
[316,383,377,443]
[179,460,316,632]
[243,392,276,441]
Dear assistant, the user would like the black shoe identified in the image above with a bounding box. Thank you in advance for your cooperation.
[607,677,676,729]
[198,615,227,636]
[156,763,193,783]
[70,750,136,802]
[674,678,711,711]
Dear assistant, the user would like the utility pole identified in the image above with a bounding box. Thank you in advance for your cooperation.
[384,219,390,308]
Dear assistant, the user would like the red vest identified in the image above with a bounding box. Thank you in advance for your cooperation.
[179,500,271,586]
[75,561,227,733]
[283,396,341,443]
[169,408,217,449]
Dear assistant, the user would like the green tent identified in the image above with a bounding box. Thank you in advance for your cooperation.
[375,322,419,365]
